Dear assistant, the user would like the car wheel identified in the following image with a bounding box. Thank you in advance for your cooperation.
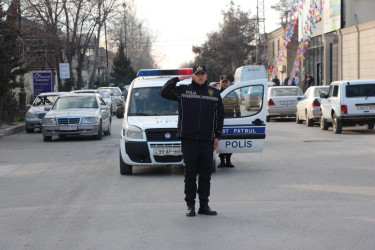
[332,113,342,134]
[26,127,34,133]
[320,113,329,130]
[120,151,132,175]
[58,135,66,139]
[94,121,103,140]
[104,122,111,136]
[296,113,302,124]
[211,157,216,173]
[266,115,270,122]
[306,112,314,127]
[365,122,374,129]
[43,136,52,142]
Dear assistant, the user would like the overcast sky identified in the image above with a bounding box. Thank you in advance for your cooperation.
[134,0,282,68]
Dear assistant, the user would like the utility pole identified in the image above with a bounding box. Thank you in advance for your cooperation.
[256,0,265,65]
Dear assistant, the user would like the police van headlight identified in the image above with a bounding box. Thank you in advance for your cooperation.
[125,124,143,139]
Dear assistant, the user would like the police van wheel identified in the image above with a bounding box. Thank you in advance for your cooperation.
[120,152,132,175]
[211,158,216,173]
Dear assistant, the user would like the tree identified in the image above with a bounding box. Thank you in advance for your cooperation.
[0,1,28,124]
[192,1,256,81]
[110,41,136,86]
[108,2,160,72]
[87,0,118,89]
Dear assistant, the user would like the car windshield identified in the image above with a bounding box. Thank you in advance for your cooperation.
[128,87,178,116]
[346,84,375,97]
[315,87,329,97]
[271,88,302,97]
[33,95,59,106]
[99,90,110,98]
[108,88,121,96]
[53,96,98,109]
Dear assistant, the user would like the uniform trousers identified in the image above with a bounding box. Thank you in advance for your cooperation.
[181,138,213,207]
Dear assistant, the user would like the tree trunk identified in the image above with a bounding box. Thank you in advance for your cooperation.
[88,24,102,89]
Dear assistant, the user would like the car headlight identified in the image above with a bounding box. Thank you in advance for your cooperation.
[82,117,100,124]
[125,124,143,139]
[26,112,37,119]
[43,117,56,124]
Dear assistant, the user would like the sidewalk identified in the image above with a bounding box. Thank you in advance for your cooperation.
[0,122,25,138]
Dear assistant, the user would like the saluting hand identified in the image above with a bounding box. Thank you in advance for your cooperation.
[178,75,191,81]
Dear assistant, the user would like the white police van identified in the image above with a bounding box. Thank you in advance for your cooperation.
[117,69,268,175]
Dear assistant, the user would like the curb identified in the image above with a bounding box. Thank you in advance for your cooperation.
[0,124,25,138]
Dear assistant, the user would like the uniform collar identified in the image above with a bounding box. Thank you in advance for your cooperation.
[192,80,208,89]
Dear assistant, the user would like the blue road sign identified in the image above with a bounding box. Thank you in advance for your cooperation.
[33,72,52,96]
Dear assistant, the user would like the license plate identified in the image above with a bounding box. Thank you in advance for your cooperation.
[280,101,294,105]
[153,148,182,156]
[59,126,78,131]
[356,105,375,110]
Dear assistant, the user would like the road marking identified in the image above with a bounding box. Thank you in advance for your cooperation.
[0,164,22,177]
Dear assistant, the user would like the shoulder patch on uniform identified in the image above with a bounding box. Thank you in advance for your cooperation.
[208,89,214,96]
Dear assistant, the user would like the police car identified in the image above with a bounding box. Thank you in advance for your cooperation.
[117,69,268,175]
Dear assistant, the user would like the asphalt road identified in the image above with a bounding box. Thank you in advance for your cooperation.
[0,118,374,250]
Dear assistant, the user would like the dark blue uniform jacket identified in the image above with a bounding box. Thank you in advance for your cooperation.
[160,77,224,141]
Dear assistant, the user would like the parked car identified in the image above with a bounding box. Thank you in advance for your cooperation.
[245,85,263,110]
[99,87,124,109]
[72,89,116,115]
[320,80,375,133]
[267,86,303,122]
[25,92,66,133]
[296,86,329,126]
[42,93,111,141]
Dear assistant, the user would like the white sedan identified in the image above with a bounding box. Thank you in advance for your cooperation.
[267,86,303,122]
[296,86,329,126]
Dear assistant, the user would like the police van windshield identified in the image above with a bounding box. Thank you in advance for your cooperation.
[128,87,178,116]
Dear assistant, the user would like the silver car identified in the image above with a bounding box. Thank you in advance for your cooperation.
[25,92,66,133]
[72,89,116,115]
[296,86,329,126]
[99,87,124,109]
[42,93,111,141]
[267,86,303,122]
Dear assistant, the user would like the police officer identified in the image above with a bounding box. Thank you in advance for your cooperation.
[160,64,224,217]
[217,75,235,168]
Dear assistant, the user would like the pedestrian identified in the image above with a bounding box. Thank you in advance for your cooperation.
[306,72,314,88]
[217,75,235,168]
[283,74,290,85]
[272,75,280,86]
[160,64,224,217]
[290,77,296,85]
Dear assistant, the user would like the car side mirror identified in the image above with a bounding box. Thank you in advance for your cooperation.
[44,107,51,111]
[116,106,124,119]
[320,93,327,98]
[26,104,32,110]
[101,105,109,110]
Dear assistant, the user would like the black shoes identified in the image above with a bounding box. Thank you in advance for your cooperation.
[186,206,196,217]
[198,205,217,215]
[226,161,235,168]
[217,161,226,168]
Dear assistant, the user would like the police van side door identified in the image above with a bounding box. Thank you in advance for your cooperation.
[217,79,268,153]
